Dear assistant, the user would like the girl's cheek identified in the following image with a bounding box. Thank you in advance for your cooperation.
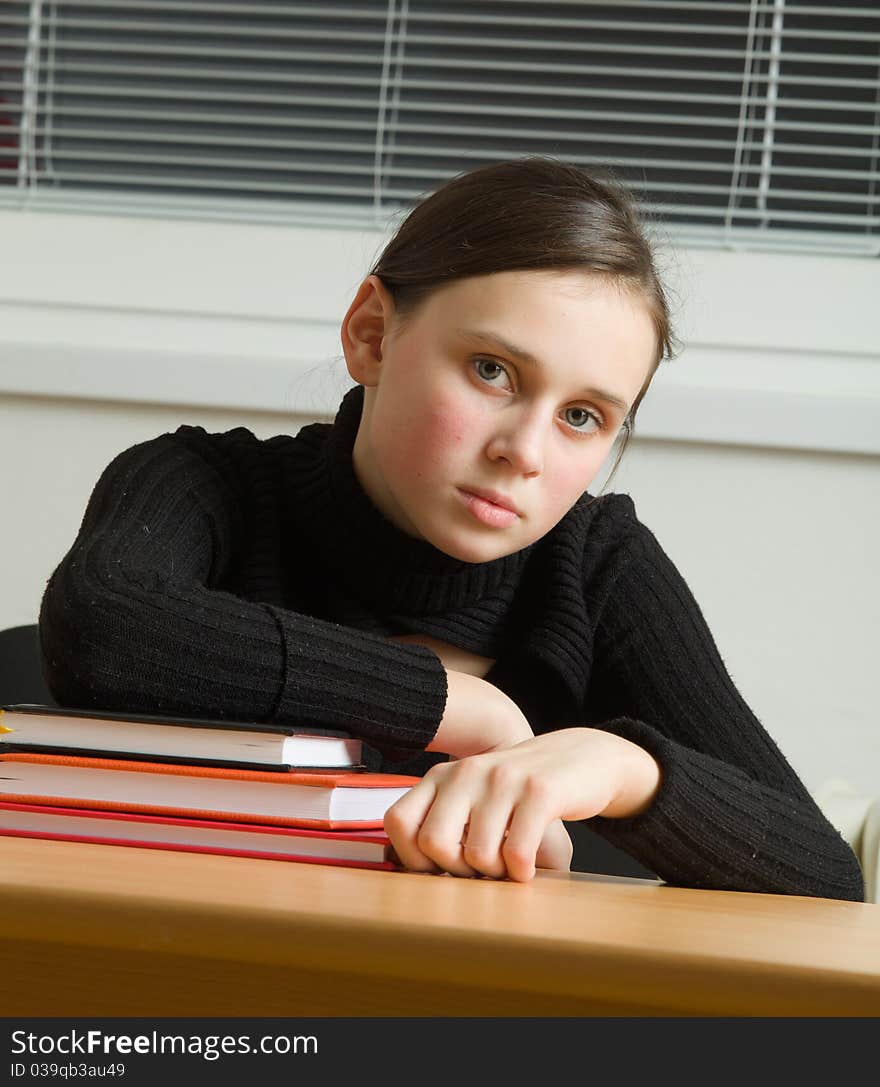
[378,404,459,482]
[548,452,600,506]
[418,399,472,462]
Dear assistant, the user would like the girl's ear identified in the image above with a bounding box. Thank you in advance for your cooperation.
[340,275,396,386]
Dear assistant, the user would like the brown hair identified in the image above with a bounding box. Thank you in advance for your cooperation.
[369,156,676,487]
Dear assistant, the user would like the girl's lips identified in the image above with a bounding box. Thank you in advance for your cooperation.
[457,488,520,529]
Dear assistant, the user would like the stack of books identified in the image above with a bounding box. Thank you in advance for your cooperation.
[0,703,420,871]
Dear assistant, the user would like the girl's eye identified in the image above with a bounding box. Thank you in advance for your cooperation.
[563,406,602,434]
[473,357,512,388]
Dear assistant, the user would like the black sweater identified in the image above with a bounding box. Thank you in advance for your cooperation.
[38,385,864,901]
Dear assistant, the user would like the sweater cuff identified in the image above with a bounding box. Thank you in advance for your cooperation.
[265,605,447,760]
[586,716,770,889]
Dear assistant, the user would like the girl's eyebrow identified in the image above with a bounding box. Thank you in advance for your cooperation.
[455,327,630,412]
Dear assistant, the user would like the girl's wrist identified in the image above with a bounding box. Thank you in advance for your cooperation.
[600,733,662,819]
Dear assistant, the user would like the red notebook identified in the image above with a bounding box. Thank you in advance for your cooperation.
[0,800,396,871]
[0,752,419,830]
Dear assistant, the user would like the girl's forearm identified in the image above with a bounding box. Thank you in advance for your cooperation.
[427,669,534,758]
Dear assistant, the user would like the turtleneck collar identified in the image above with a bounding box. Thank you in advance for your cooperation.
[287,384,535,617]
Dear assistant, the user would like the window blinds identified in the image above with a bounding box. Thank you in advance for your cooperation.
[1,0,877,254]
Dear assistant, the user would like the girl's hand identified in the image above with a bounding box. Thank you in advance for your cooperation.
[384,728,661,882]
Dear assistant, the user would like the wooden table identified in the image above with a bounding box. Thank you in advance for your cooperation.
[3,836,880,1016]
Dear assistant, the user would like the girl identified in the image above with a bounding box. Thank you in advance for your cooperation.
[39,158,863,900]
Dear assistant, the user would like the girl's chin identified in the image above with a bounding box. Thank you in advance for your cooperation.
[424,528,525,565]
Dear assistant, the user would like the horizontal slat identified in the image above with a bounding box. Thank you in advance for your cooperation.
[7,12,880,46]
[645,202,879,227]
[17,135,880,183]
[11,126,880,180]
[0,20,391,42]
[478,1,879,14]
[4,113,878,165]
[693,164,877,182]
[0,82,382,109]
[1,68,387,91]
[21,166,879,227]
[3,34,879,69]
[391,129,878,160]
[34,150,380,175]
[0,37,382,64]
[4,2,369,14]
[12,126,380,154]
[24,149,880,200]
[0,186,390,228]
[399,16,877,44]
[725,187,879,206]
[6,57,880,92]
[4,107,878,162]
[3,36,879,76]
[12,100,878,138]
[27,168,377,197]
[396,110,880,135]
[12,2,878,19]
[415,3,873,25]
[4,103,379,123]
[6,78,880,116]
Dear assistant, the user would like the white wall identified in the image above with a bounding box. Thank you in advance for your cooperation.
[1,210,878,798]
[612,437,879,799]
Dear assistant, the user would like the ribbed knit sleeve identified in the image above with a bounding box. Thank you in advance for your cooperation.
[38,434,447,757]
[583,519,864,902]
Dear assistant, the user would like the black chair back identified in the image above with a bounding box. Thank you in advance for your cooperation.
[0,623,55,706]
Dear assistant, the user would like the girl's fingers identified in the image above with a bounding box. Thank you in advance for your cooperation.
[414,775,479,878]
[383,777,443,873]
[501,789,557,883]
[461,792,517,879]
[384,766,477,877]
[535,818,574,872]
[386,753,571,881]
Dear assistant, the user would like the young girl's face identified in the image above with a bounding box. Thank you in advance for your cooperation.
[348,268,656,564]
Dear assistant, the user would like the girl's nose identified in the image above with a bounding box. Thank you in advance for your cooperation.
[484,408,546,477]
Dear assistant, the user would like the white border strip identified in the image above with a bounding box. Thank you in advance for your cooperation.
[1,210,878,453]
